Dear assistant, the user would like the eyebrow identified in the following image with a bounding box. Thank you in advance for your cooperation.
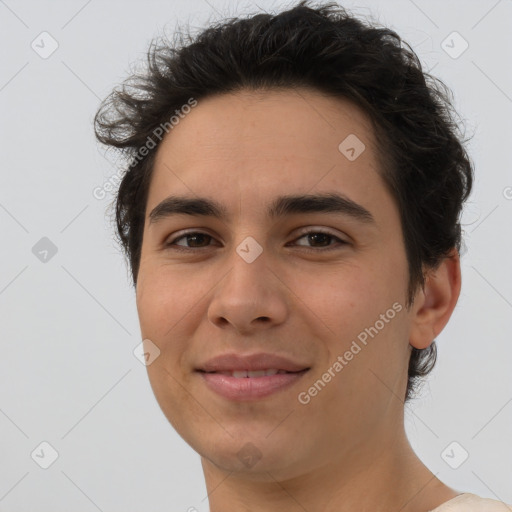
[148,192,375,226]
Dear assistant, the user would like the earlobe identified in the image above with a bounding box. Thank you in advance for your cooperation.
[409,249,461,350]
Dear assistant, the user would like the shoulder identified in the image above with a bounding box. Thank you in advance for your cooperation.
[430,493,512,512]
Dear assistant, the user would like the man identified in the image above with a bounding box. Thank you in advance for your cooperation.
[94,1,510,510]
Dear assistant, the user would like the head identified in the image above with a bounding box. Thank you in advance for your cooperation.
[94,0,472,479]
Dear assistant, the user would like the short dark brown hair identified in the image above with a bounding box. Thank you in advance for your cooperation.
[94,0,473,401]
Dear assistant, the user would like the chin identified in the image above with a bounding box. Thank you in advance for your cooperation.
[196,432,305,478]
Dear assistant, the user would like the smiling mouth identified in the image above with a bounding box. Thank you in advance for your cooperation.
[197,368,310,401]
[199,369,308,378]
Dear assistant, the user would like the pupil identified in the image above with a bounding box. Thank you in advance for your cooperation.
[189,234,209,247]
[309,233,330,246]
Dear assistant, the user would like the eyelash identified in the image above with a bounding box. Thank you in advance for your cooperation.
[164,229,348,253]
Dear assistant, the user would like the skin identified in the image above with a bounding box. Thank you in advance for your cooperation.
[135,88,462,512]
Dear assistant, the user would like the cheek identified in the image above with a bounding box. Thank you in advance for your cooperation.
[136,265,202,340]
[301,263,390,332]
[136,269,203,427]
[306,259,409,373]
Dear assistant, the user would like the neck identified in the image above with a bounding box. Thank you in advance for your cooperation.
[201,413,459,512]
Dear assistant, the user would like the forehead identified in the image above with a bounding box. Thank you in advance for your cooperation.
[146,88,389,220]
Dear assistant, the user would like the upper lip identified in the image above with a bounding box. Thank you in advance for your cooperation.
[196,353,310,372]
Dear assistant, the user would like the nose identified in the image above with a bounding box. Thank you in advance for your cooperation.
[207,242,289,335]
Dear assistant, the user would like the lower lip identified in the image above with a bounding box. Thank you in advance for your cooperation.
[197,370,309,401]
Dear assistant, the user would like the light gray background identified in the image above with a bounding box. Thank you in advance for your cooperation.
[1,0,511,510]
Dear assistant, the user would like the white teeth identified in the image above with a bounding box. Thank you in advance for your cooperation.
[247,370,266,378]
[223,369,283,378]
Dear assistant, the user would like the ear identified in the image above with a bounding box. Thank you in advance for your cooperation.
[409,249,461,350]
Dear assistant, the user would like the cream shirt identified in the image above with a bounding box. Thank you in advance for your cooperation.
[429,493,512,511]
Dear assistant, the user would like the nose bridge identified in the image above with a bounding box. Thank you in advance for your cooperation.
[226,232,271,293]
[235,232,266,265]
[207,232,288,331]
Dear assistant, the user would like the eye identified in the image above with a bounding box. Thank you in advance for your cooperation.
[166,231,217,251]
[292,229,348,250]
[165,229,348,252]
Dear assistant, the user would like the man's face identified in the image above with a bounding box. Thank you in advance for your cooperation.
[136,88,415,478]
